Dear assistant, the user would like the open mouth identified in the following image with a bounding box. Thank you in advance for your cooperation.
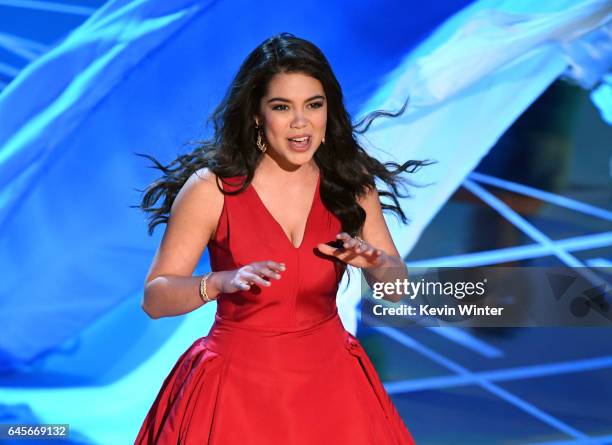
[287,135,311,151]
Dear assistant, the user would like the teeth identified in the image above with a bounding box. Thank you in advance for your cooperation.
[290,137,308,142]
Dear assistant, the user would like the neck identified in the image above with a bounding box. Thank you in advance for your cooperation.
[254,156,319,183]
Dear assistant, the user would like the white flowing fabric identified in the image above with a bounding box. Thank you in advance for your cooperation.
[336,0,612,332]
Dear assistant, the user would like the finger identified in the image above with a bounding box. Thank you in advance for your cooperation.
[343,238,360,249]
[360,244,379,256]
[243,272,271,287]
[336,232,351,242]
[246,264,281,280]
[235,279,251,290]
[364,249,383,263]
[317,243,343,257]
[360,246,377,258]
[349,241,368,254]
[354,241,369,254]
[360,242,374,255]
[317,243,359,263]
[257,266,282,280]
[242,264,255,274]
[263,260,286,272]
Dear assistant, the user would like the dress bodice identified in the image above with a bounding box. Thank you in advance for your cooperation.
[208,174,346,328]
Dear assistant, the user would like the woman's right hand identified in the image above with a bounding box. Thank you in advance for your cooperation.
[215,261,286,294]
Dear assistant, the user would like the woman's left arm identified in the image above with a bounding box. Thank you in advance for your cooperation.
[317,186,408,302]
[356,185,408,302]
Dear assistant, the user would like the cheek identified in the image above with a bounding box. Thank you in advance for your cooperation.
[268,122,288,141]
[315,113,327,131]
[302,107,326,130]
[262,114,286,139]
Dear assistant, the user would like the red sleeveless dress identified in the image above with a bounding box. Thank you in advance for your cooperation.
[135,174,416,444]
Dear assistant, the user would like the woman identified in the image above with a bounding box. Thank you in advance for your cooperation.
[135,33,427,444]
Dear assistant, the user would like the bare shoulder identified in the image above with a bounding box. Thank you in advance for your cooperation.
[357,183,382,212]
[176,167,221,198]
[167,167,224,240]
[172,167,223,214]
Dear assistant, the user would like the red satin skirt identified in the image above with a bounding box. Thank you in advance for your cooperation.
[135,310,415,444]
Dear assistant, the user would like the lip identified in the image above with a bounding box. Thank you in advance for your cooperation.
[287,135,312,152]
[287,134,311,141]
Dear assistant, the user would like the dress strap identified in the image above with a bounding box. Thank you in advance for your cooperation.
[218,175,248,193]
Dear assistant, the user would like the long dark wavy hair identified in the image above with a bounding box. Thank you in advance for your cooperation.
[136,33,433,237]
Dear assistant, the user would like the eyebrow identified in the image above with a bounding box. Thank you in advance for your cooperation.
[266,95,326,104]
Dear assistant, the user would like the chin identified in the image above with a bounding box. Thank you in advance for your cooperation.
[284,153,314,167]
[268,146,317,168]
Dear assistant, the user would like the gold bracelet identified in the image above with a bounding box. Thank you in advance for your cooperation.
[199,272,214,303]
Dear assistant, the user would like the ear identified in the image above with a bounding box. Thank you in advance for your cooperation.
[253,114,262,128]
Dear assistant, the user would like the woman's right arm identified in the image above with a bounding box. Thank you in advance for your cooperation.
[141,168,224,319]
[141,168,286,319]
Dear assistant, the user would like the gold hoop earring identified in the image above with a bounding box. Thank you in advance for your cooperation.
[256,127,267,153]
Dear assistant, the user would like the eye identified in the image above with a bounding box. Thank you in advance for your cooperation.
[308,102,324,109]
[271,104,289,111]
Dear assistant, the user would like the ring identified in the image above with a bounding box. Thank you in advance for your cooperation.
[354,236,365,248]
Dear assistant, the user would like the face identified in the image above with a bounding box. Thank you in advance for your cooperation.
[255,72,327,169]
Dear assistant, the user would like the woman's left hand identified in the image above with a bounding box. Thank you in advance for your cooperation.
[316,232,387,269]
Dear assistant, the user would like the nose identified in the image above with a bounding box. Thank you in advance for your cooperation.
[290,110,308,129]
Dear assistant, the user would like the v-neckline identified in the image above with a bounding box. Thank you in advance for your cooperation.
[249,173,320,250]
